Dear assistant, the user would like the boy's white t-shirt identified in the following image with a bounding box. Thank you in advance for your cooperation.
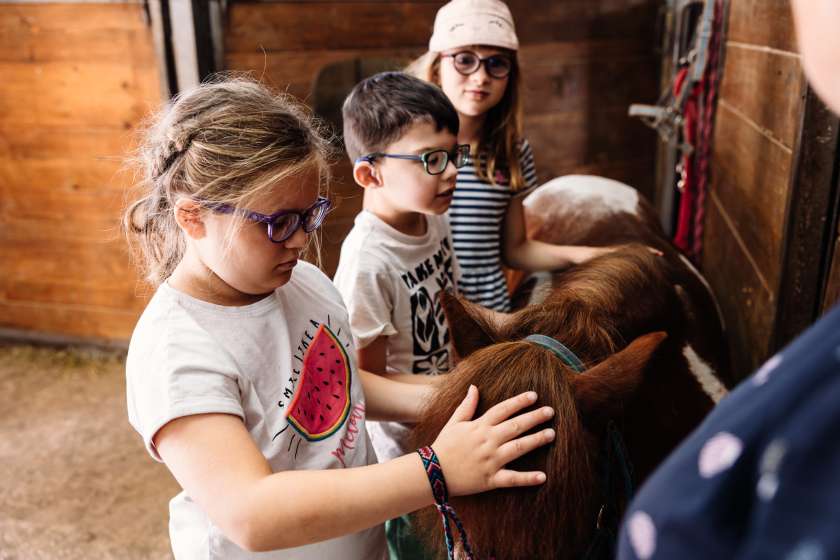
[333,211,460,461]
[126,261,386,560]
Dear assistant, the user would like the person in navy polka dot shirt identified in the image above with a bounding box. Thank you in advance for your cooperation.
[618,2,840,558]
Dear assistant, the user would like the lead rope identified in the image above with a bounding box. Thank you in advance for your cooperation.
[417,446,476,560]
[581,421,636,560]
[690,0,724,261]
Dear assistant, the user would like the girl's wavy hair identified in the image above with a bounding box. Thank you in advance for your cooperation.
[406,48,526,191]
[123,75,333,286]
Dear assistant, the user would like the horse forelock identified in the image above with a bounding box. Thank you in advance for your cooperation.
[411,342,599,559]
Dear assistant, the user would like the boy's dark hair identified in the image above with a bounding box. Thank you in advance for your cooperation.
[342,71,460,161]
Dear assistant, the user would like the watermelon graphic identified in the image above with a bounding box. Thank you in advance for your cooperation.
[286,324,352,442]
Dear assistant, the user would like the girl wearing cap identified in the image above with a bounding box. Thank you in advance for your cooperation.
[409,0,613,312]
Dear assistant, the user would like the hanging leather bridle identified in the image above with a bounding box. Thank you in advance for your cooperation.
[629,0,726,263]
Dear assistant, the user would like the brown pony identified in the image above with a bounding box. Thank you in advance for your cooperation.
[410,176,730,559]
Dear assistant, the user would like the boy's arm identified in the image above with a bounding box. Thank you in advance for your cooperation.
[357,335,388,375]
[358,335,442,385]
[358,367,435,422]
[357,336,443,421]
[155,390,555,552]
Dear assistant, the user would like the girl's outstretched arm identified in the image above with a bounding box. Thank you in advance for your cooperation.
[154,386,554,552]
[502,195,613,271]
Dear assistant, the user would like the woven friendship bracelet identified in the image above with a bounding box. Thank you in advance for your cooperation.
[417,446,475,560]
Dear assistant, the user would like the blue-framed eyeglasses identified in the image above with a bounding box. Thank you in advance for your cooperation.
[356,144,471,175]
[201,196,332,243]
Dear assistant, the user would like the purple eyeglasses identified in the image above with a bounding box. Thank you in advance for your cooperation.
[203,196,332,243]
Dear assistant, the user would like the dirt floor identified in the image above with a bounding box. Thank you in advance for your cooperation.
[0,344,179,559]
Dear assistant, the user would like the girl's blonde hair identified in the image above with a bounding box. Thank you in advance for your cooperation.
[406,49,526,190]
[123,75,332,286]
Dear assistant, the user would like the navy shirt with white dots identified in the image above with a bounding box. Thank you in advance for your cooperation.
[618,303,840,560]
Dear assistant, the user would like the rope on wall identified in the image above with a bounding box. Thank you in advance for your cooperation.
[629,0,727,264]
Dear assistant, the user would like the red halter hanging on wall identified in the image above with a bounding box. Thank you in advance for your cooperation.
[629,0,725,263]
[673,0,724,261]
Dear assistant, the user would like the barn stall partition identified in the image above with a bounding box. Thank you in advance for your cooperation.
[0,1,161,344]
[693,0,840,378]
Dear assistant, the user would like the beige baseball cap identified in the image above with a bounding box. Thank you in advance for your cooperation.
[429,0,519,52]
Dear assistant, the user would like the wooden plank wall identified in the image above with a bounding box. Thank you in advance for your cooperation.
[701,0,809,377]
[0,3,162,342]
[225,0,660,277]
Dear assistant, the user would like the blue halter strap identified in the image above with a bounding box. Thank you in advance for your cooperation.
[525,334,586,373]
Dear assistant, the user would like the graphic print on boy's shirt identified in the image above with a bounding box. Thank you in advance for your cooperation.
[273,314,358,461]
[333,211,462,382]
[400,236,456,374]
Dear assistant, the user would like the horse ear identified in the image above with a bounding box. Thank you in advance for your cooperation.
[440,290,511,361]
[571,332,667,421]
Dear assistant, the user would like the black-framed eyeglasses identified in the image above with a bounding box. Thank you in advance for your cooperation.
[202,196,332,243]
[444,51,513,79]
[356,144,471,175]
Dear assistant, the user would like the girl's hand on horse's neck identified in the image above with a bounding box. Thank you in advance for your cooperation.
[458,112,486,152]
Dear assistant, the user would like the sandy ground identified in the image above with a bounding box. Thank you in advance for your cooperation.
[0,344,179,559]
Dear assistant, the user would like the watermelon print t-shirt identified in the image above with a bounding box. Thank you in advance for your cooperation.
[448,138,538,311]
[126,261,386,560]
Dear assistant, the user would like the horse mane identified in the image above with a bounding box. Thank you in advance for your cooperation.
[502,244,675,365]
[410,342,598,559]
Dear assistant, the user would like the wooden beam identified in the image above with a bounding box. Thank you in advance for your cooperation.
[147,0,226,96]
[770,86,840,352]
[146,0,178,97]
[819,150,840,313]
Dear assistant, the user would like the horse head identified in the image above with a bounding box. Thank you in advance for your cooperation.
[411,245,687,559]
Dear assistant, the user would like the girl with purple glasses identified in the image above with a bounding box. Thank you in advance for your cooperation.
[122,76,555,560]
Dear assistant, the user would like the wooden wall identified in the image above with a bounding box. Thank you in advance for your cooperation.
[701,0,840,378]
[1,0,661,343]
[0,3,161,343]
[225,0,661,277]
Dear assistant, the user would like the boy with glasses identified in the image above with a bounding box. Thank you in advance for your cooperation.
[334,72,468,465]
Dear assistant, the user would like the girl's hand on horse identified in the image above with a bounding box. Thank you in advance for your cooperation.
[430,385,555,496]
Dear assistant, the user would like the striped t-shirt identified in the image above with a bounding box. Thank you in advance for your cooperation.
[448,139,539,312]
